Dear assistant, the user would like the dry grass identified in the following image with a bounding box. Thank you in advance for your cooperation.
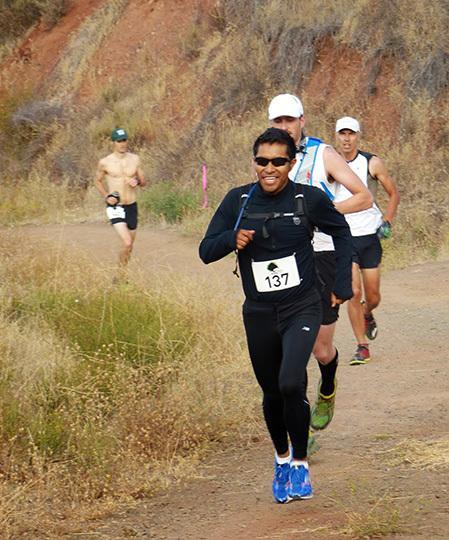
[0,0,70,38]
[381,435,449,470]
[0,169,73,225]
[339,0,449,96]
[329,483,404,538]
[0,232,260,536]
[0,1,40,41]
[0,39,18,64]
[341,498,402,538]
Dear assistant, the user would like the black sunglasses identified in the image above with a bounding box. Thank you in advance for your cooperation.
[254,156,291,167]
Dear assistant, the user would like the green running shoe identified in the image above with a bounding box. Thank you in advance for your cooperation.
[307,428,320,456]
[310,378,337,430]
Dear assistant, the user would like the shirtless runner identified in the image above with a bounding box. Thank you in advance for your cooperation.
[94,128,146,268]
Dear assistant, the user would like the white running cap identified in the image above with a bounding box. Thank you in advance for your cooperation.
[268,94,304,120]
[335,116,360,133]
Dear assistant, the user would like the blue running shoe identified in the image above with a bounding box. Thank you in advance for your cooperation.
[287,464,313,500]
[272,462,290,503]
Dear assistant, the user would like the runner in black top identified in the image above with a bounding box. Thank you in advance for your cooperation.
[199,128,353,504]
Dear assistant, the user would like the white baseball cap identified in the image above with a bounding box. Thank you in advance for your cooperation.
[268,94,304,120]
[335,116,360,133]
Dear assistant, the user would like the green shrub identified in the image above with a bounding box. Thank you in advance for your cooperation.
[30,409,69,456]
[11,288,196,366]
[140,182,198,223]
[1,280,198,461]
[0,394,24,440]
[0,87,34,161]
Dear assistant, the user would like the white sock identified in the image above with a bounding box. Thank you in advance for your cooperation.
[275,452,291,465]
[291,459,308,469]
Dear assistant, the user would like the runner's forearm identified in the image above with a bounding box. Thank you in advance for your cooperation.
[334,191,372,214]
[95,183,108,198]
[383,191,400,223]
[199,192,240,263]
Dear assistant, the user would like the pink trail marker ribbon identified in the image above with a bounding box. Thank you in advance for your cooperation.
[201,163,208,208]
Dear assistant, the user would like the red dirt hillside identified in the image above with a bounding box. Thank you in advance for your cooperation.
[1,0,214,101]
[0,0,104,94]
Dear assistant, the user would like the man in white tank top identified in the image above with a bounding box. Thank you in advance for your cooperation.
[334,116,400,365]
[268,95,373,436]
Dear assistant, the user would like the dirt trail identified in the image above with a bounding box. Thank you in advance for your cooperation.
[22,223,449,539]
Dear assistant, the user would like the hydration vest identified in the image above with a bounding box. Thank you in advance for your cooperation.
[292,137,323,185]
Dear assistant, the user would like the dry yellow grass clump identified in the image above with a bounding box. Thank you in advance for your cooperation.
[382,435,449,470]
[342,498,402,539]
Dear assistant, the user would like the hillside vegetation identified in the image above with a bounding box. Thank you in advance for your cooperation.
[0,0,448,535]
[1,0,448,263]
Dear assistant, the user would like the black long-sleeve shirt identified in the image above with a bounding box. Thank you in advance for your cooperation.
[199,181,353,304]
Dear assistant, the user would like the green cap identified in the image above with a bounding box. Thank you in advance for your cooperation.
[111,128,128,141]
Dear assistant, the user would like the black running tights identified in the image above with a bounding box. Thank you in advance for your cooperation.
[243,301,321,460]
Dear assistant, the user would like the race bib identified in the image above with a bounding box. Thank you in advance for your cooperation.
[251,254,301,293]
[106,205,125,220]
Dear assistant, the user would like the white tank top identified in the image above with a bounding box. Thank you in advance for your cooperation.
[334,151,382,236]
[289,137,340,251]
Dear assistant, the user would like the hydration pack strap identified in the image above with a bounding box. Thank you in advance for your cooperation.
[232,183,257,278]
[244,211,291,239]
[294,187,313,239]
[241,184,313,239]
[319,181,335,201]
[233,183,257,232]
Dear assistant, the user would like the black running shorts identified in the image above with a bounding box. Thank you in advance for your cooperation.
[352,234,382,269]
[314,251,339,326]
[106,202,138,230]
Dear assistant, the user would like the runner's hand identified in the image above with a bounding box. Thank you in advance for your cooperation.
[330,293,346,307]
[105,192,120,206]
[127,177,140,188]
[236,229,255,250]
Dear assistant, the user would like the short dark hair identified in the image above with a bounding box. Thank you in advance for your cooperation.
[253,128,296,160]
